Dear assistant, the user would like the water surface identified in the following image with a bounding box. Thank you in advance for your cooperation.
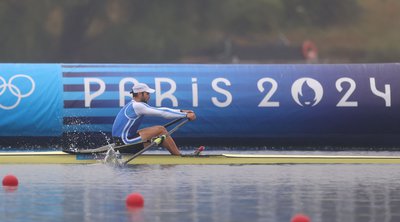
[1,154,400,222]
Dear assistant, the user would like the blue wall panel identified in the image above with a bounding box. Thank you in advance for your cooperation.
[0,64,62,136]
[61,63,400,139]
[1,63,400,142]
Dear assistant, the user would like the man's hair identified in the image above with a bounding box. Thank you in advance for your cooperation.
[130,91,138,97]
[130,91,147,97]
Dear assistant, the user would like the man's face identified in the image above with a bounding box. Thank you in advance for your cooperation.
[140,92,150,103]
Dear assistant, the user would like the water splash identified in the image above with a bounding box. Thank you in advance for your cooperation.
[100,130,113,146]
[103,147,124,167]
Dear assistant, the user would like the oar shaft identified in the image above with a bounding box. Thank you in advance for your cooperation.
[166,118,189,136]
[163,117,185,128]
[116,118,186,151]
[64,118,185,154]
[123,119,189,165]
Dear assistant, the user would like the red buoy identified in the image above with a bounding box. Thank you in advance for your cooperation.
[126,193,144,208]
[291,213,311,222]
[2,174,19,187]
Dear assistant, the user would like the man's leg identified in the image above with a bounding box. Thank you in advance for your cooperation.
[138,126,181,155]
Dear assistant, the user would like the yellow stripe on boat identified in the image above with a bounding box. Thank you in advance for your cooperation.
[1,151,400,164]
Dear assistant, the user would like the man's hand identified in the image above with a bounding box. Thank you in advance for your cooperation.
[186,112,196,121]
[181,110,196,121]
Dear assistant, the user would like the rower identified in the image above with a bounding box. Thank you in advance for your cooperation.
[112,83,196,155]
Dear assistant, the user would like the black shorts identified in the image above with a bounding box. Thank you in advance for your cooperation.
[112,134,145,153]
[112,133,141,145]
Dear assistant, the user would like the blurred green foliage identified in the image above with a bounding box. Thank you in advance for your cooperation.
[0,0,397,63]
[282,0,360,27]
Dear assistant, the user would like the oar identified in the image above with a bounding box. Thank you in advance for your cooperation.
[123,118,190,165]
[63,117,186,154]
[163,117,186,128]
[107,117,187,152]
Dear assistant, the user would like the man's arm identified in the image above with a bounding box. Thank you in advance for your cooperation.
[135,102,187,119]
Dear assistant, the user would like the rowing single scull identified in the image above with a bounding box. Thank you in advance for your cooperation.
[1,151,400,165]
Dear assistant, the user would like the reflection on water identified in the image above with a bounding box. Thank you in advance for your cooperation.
[1,163,400,222]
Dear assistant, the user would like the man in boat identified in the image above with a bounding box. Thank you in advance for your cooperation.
[112,82,196,155]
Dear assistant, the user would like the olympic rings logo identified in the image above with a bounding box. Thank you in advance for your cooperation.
[0,74,35,110]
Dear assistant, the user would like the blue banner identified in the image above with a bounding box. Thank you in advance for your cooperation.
[1,63,400,141]
[61,63,400,139]
[0,64,62,136]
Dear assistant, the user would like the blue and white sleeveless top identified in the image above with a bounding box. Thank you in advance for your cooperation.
[112,100,186,144]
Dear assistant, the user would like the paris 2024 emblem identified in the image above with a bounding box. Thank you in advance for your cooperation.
[291,78,323,107]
